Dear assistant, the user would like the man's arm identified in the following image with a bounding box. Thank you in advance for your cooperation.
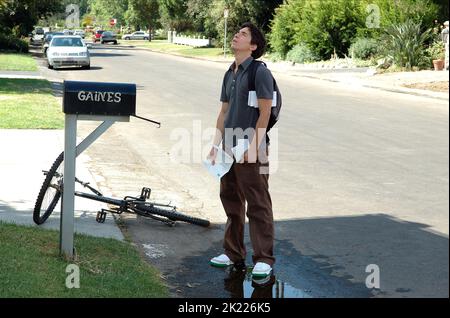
[207,102,229,164]
[213,102,229,146]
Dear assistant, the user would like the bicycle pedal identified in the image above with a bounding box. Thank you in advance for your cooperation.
[140,187,151,200]
[96,211,107,223]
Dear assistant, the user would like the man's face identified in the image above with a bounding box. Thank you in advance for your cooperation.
[231,27,257,53]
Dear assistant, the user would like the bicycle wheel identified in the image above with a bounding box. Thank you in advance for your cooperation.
[33,152,64,225]
[133,203,210,227]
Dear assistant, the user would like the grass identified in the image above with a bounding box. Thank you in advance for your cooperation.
[0,78,64,129]
[125,40,225,59]
[0,222,168,297]
[0,53,38,71]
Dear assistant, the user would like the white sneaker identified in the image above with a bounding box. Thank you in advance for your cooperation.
[210,254,234,267]
[252,262,272,277]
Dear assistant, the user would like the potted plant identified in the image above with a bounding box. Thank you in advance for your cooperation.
[427,41,446,70]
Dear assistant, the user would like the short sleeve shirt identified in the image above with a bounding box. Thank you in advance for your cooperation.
[220,56,274,149]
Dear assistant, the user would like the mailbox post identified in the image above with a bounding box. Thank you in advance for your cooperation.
[61,80,136,258]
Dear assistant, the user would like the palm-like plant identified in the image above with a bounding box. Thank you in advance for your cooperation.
[381,20,432,70]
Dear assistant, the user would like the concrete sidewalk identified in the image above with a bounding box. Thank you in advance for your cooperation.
[0,129,124,240]
[264,61,449,100]
[0,70,44,79]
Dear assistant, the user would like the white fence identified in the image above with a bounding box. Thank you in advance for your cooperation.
[168,31,211,47]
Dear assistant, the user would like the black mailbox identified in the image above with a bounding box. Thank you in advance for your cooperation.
[63,80,136,116]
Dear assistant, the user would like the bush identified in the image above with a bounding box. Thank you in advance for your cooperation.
[269,1,303,58]
[380,20,432,70]
[0,34,29,53]
[267,51,284,62]
[286,44,319,64]
[350,38,379,59]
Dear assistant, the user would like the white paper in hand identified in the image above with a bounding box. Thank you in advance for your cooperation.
[203,145,234,180]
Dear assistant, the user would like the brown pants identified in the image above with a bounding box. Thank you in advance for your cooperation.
[220,161,275,266]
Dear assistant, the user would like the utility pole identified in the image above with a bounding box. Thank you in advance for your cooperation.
[224,9,229,59]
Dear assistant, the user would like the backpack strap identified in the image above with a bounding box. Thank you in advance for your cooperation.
[248,60,279,94]
[248,60,266,91]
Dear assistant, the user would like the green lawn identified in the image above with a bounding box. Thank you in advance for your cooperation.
[126,40,225,59]
[0,78,64,129]
[0,53,38,71]
[0,222,168,297]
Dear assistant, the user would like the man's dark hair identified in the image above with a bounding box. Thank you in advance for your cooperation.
[240,22,266,59]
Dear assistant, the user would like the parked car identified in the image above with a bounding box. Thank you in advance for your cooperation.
[92,30,105,43]
[63,29,74,35]
[74,30,85,39]
[47,35,91,70]
[122,31,150,40]
[42,32,64,56]
[29,27,45,45]
[100,31,117,44]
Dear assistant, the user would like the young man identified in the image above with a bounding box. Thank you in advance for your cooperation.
[207,22,275,278]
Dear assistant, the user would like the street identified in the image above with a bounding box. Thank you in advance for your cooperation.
[36,43,448,297]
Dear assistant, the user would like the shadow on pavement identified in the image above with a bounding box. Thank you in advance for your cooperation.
[89,52,131,58]
[125,213,448,298]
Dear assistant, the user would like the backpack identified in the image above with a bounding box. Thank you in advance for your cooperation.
[247,60,282,131]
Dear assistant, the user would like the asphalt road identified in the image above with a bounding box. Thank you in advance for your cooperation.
[36,42,449,298]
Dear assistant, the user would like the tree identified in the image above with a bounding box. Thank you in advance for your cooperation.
[269,0,443,60]
[296,0,365,59]
[268,0,305,57]
[359,0,439,36]
[187,0,281,49]
[0,0,63,36]
[87,0,128,29]
[125,0,160,39]
[158,0,191,31]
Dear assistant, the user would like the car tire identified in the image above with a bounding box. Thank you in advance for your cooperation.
[143,37,149,41]
[47,63,53,69]
[114,41,117,45]
[125,37,130,40]
[82,64,90,70]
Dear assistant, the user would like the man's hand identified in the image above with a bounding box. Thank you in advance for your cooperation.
[207,146,218,165]
[242,147,257,163]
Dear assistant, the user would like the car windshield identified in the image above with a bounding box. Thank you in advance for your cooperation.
[51,37,84,47]
[46,33,64,41]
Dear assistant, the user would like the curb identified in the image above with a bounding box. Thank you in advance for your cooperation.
[116,43,233,63]
[114,43,449,100]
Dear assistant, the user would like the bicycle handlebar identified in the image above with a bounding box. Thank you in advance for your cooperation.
[131,114,161,128]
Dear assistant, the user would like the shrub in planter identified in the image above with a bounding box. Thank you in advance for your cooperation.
[426,40,446,70]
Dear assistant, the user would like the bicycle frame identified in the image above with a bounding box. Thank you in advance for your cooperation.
[72,179,179,225]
